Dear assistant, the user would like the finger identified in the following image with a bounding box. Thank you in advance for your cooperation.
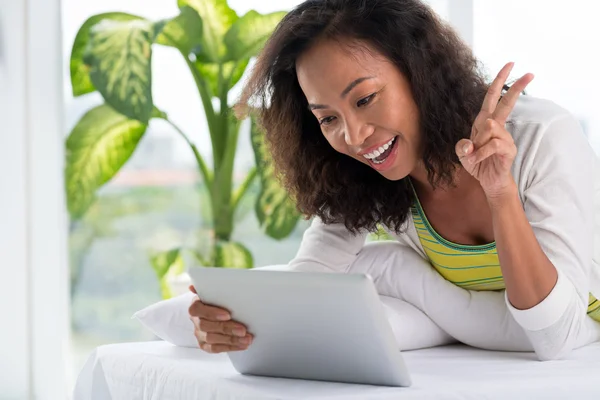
[470,113,488,143]
[199,319,248,337]
[473,118,500,148]
[467,138,516,165]
[189,299,231,322]
[205,332,253,346]
[480,62,514,114]
[200,342,250,354]
[492,73,535,124]
[189,285,197,294]
[455,138,474,162]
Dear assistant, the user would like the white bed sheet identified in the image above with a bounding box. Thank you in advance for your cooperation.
[74,341,600,400]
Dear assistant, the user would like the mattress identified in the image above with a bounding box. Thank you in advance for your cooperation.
[73,341,600,400]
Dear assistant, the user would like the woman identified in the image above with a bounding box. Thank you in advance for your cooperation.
[189,0,600,360]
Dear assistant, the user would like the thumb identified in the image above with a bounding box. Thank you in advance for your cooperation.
[455,139,473,159]
[189,285,197,294]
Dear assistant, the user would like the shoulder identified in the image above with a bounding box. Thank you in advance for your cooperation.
[507,95,582,150]
[506,96,592,188]
[507,95,573,127]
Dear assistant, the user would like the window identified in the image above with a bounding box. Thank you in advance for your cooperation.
[63,0,312,375]
[472,0,600,153]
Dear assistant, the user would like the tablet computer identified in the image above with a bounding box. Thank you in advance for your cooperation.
[188,266,412,387]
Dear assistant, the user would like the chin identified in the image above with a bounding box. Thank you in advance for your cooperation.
[379,166,409,181]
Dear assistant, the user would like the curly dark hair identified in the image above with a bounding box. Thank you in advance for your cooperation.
[237,0,489,234]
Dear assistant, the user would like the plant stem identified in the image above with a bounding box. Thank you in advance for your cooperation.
[211,116,241,242]
[164,118,213,191]
[183,57,220,166]
[232,167,258,213]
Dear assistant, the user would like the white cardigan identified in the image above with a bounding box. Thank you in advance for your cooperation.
[288,96,600,360]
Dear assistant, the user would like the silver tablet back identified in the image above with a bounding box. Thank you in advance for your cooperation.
[188,267,412,387]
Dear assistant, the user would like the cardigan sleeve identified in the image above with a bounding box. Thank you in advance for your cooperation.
[287,217,368,273]
[504,113,597,359]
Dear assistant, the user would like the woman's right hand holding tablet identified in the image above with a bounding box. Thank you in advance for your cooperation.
[188,286,253,353]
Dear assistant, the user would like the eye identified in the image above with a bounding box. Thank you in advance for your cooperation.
[319,116,336,126]
[357,93,376,107]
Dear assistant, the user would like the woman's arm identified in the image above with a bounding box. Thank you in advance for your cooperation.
[488,180,558,310]
[491,115,598,359]
[348,239,600,358]
[346,241,534,352]
[287,217,368,273]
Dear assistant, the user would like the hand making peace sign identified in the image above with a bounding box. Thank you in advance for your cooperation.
[455,62,535,199]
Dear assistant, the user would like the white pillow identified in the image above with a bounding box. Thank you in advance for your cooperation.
[133,291,198,348]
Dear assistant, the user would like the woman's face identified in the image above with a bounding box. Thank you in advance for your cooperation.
[296,39,421,181]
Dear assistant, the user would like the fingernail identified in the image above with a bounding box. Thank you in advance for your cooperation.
[463,143,471,155]
[217,313,230,321]
[233,328,245,337]
[239,336,250,344]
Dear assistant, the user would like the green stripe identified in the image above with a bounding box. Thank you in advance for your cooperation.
[460,281,505,288]
[420,237,440,245]
[460,282,505,290]
[453,276,504,285]
[588,300,599,314]
[424,245,497,257]
[431,260,501,270]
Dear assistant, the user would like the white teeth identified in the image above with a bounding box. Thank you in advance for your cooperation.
[362,137,396,160]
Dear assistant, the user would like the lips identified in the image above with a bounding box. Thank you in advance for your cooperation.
[365,135,400,172]
[361,137,397,160]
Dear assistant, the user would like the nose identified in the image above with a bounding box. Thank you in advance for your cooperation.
[344,117,374,147]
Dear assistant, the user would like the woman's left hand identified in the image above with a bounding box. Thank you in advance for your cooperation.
[456,62,534,199]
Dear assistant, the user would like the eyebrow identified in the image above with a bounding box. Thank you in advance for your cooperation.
[308,76,375,111]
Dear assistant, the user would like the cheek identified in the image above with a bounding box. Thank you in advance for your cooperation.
[321,128,347,154]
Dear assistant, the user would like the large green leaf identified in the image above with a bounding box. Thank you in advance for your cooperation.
[84,19,164,123]
[195,59,249,98]
[224,10,286,62]
[150,248,185,299]
[178,0,238,62]
[70,12,143,97]
[214,241,253,269]
[155,6,203,55]
[251,121,301,240]
[65,104,148,219]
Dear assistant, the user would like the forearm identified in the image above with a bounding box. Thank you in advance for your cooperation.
[488,180,558,310]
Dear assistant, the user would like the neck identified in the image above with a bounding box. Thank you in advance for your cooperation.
[409,161,475,199]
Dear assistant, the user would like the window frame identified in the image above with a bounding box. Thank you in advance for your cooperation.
[0,0,70,398]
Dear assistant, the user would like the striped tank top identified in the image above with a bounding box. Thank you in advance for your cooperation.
[410,185,600,323]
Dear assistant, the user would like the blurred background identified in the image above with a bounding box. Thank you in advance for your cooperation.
[1,0,599,398]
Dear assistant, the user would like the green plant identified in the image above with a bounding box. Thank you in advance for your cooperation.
[66,0,301,298]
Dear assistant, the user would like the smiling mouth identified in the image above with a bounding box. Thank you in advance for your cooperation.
[362,136,398,164]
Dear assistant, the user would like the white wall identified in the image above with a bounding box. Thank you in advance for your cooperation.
[0,0,69,398]
[0,0,30,396]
